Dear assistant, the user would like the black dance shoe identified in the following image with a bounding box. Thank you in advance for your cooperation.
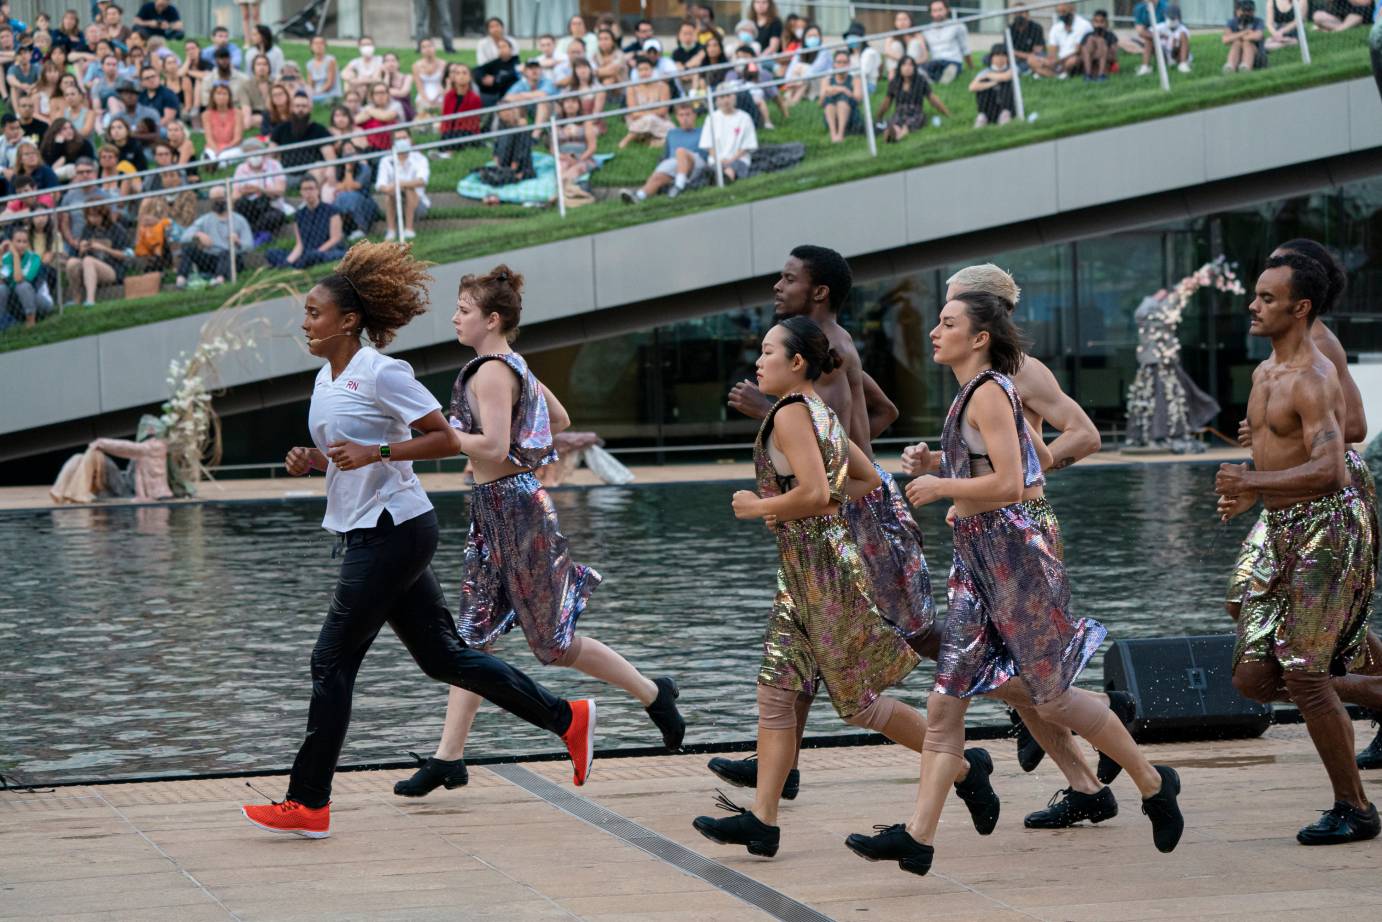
[692,791,780,857]
[1356,716,1382,770]
[845,823,934,876]
[706,756,800,800]
[1009,708,1046,773]
[1095,691,1139,784]
[645,677,686,751]
[954,748,1001,835]
[1296,801,1381,845]
[393,752,469,797]
[1024,786,1118,828]
[1140,765,1184,853]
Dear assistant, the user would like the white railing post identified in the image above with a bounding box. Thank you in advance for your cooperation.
[859,57,877,157]
[224,176,237,284]
[550,111,567,218]
[391,147,406,239]
[707,87,725,188]
[1295,0,1311,64]
[1005,27,1026,121]
[1148,1,1171,92]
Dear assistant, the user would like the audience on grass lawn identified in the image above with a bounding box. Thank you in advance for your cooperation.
[506,57,557,126]
[879,55,949,141]
[1157,5,1194,72]
[1080,10,1119,81]
[474,37,519,106]
[920,0,971,83]
[1266,0,1302,48]
[1048,1,1094,78]
[820,48,863,143]
[340,35,383,97]
[266,174,342,268]
[1224,0,1267,71]
[0,226,54,327]
[622,18,656,54]
[440,62,482,149]
[306,35,338,102]
[64,201,128,305]
[1313,0,1374,30]
[176,183,251,289]
[701,89,757,183]
[620,56,671,148]
[970,43,1016,126]
[621,101,703,203]
[375,130,429,240]
[476,17,518,66]
[553,94,598,180]
[413,38,446,116]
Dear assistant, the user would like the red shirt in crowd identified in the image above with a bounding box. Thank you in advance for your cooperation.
[441,86,483,136]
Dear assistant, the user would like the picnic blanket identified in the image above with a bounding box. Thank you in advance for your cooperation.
[687,142,806,191]
[457,151,613,205]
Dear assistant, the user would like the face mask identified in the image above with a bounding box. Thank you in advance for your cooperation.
[1169,17,1181,26]
[735,61,748,73]
[846,35,861,48]
[804,35,821,48]
[394,139,411,153]
[248,155,263,167]
[793,27,804,38]
[359,44,374,59]
[1060,13,1074,24]
[738,30,754,44]
[211,199,227,213]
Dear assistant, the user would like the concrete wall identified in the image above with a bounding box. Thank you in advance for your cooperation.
[4,78,1381,443]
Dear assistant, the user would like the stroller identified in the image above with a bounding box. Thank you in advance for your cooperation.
[276,0,334,39]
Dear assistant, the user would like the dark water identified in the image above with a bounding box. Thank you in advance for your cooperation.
[0,464,1245,785]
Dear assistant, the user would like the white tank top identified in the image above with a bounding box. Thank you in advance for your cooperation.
[960,410,988,456]
[767,437,794,476]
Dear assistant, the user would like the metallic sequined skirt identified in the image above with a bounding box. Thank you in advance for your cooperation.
[842,462,936,648]
[456,471,601,664]
[1234,485,1374,675]
[1227,448,1378,606]
[758,512,920,720]
[936,502,1107,705]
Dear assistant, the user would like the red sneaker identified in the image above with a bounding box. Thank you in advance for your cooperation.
[241,798,331,839]
[562,698,597,786]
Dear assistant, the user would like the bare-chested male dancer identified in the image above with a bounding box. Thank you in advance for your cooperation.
[1225,240,1382,772]
[1217,253,1378,845]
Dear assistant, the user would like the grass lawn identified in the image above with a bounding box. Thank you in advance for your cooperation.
[0,28,1368,354]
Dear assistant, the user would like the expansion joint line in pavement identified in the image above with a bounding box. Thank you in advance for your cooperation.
[487,763,834,922]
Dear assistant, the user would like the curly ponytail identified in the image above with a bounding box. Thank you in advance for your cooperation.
[319,241,435,348]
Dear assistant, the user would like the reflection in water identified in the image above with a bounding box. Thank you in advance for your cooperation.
[1,465,1247,784]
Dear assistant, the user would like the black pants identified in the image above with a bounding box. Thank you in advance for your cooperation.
[234,196,286,235]
[177,244,241,279]
[286,510,572,808]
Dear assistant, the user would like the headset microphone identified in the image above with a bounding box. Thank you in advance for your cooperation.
[308,332,351,347]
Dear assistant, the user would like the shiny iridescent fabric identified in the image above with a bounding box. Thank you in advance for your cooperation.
[451,353,598,664]
[934,370,1106,704]
[842,462,936,649]
[754,393,918,720]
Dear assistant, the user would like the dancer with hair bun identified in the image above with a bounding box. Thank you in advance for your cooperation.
[848,291,1183,876]
[242,243,594,840]
[394,265,684,799]
[693,316,999,860]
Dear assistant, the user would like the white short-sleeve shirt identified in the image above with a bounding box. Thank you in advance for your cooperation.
[307,347,442,533]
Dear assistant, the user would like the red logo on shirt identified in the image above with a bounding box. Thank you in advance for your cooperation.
[345,380,359,391]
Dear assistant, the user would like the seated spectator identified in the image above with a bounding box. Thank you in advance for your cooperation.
[247,54,274,129]
[244,24,283,80]
[723,45,782,129]
[752,0,785,56]
[440,62,483,152]
[0,114,24,171]
[272,91,335,182]
[57,158,110,251]
[1224,0,1266,71]
[672,21,706,79]
[1266,0,1300,48]
[320,145,377,242]
[551,94,597,180]
[970,43,1016,126]
[476,17,518,66]
[132,196,173,274]
[100,3,134,50]
[356,81,403,152]
[2,176,52,231]
[593,28,627,85]
[552,36,589,89]
[535,34,560,81]
[0,227,55,328]
[40,119,95,181]
[878,55,950,141]
[137,65,179,128]
[375,130,429,241]
[104,114,148,171]
[107,81,157,143]
[64,203,129,306]
[783,26,823,104]
[1157,5,1193,72]
[14,141,61,191]
[622,18,655,54]
[87,51,122,108]
[145,141,198,226]
[1122,0,1165,76]
[176,184,252,288]
[165,118,196,167]
[413,38,446,117]
[701,87,757,183]
[57,83,98,140]
[642,40,682,87]
[620,56,672,149]
[842,22,883,92]
[820,48,863,143]
[280,61,306,99]
[28,209,64,271]
[158,51,186,108]
[232,139,289,244]
[1313,0,1373,30]
[558,14,598,60]
[479,105,535,202]
[920,0,972,84]
[1008,4,1055,78]
[1080,9,1118,81]
[474,37,520,106]
[96,143,140,199]
[691,3,726,47]
[566,60,607,135]
[265,82,293,131]
[199,25,242,70]
[266,175,344,268]
[1048,1,1094,78]
[134,0,183,40]
[307,34,340,103]
[505,58,557,126]
[621,102,703,203]
[382,52,415,121]
[885,11,927,78]
[341,35,384,97]
[5,42,39,98]
[32,60,65,122]
[199,45,252,116]
[342,88,363,117]
[53,10,90,57]
[201,83,246,163]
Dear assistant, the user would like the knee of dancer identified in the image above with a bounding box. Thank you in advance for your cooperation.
[1282,671,1339,717]
[1225,601,1242,622]
[843,695,899,733]
[550,636,584,669]
[1034,689,1111,740]
[920,692,965,756]
[757,684,802,731]
[1232,665,1281,704]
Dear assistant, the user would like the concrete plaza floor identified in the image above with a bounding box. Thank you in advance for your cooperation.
[3,722,1380,921]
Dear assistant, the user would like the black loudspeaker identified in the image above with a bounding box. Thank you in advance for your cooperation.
[1102,634,1272,742]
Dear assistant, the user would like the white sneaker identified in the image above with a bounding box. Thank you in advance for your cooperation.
[402,229,417,240]
[175,275,188,290]
[1057,70,1069,80]
[347,229,365,241]
[384,230,397,241]
[1136,64,1152,76]
[1177,61,1192,74]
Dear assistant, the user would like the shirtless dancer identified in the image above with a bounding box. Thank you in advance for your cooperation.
[1217,253,1378,844]
[712,247,1091,804]
[1225,240,1382,772]
[904,264,1139,830]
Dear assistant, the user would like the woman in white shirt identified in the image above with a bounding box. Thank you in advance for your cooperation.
[243,24,285,80]
[241,242,596,841]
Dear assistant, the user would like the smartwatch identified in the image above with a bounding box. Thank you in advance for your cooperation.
[378,443,391,460]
